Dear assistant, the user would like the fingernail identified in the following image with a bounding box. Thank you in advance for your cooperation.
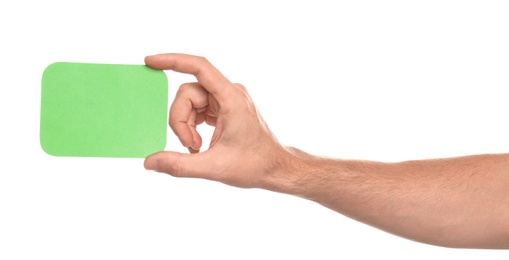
[145,159,159,171]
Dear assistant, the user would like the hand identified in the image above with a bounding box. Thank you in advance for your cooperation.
[144,54,293,189]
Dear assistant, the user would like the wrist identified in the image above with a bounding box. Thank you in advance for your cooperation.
[262,146,326,197]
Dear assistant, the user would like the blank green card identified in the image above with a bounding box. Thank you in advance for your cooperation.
[40,62,168,158]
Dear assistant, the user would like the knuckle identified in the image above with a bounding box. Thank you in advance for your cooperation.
[234,83,247,91]
[197,56,209,64]
[168,157,186,178]
[177,83,195,94]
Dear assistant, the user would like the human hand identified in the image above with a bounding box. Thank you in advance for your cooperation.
[144,54,295,189]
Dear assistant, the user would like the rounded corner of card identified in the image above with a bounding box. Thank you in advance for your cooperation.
[40,139,59,157]
[42,62,64,76]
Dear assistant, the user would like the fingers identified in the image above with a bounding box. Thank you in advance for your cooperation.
[144,151,216,180]
[170,83,209,150]
[145,53,232,100]
[187,109,203,153]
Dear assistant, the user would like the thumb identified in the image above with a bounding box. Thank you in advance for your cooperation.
[144,151,214,179]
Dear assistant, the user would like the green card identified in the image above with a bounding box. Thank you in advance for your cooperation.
[40,62,168,158]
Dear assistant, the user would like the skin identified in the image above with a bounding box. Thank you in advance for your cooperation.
[144,53,509,249]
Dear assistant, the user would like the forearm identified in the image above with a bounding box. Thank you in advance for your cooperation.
[269,149,509,249]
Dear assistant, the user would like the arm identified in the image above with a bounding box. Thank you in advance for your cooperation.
[276,150,509,249]
[143,53,509,249]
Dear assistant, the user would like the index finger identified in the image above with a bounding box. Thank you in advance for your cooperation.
[145,53,232,99]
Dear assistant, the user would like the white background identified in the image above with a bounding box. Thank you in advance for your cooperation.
[1,0,509,259]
